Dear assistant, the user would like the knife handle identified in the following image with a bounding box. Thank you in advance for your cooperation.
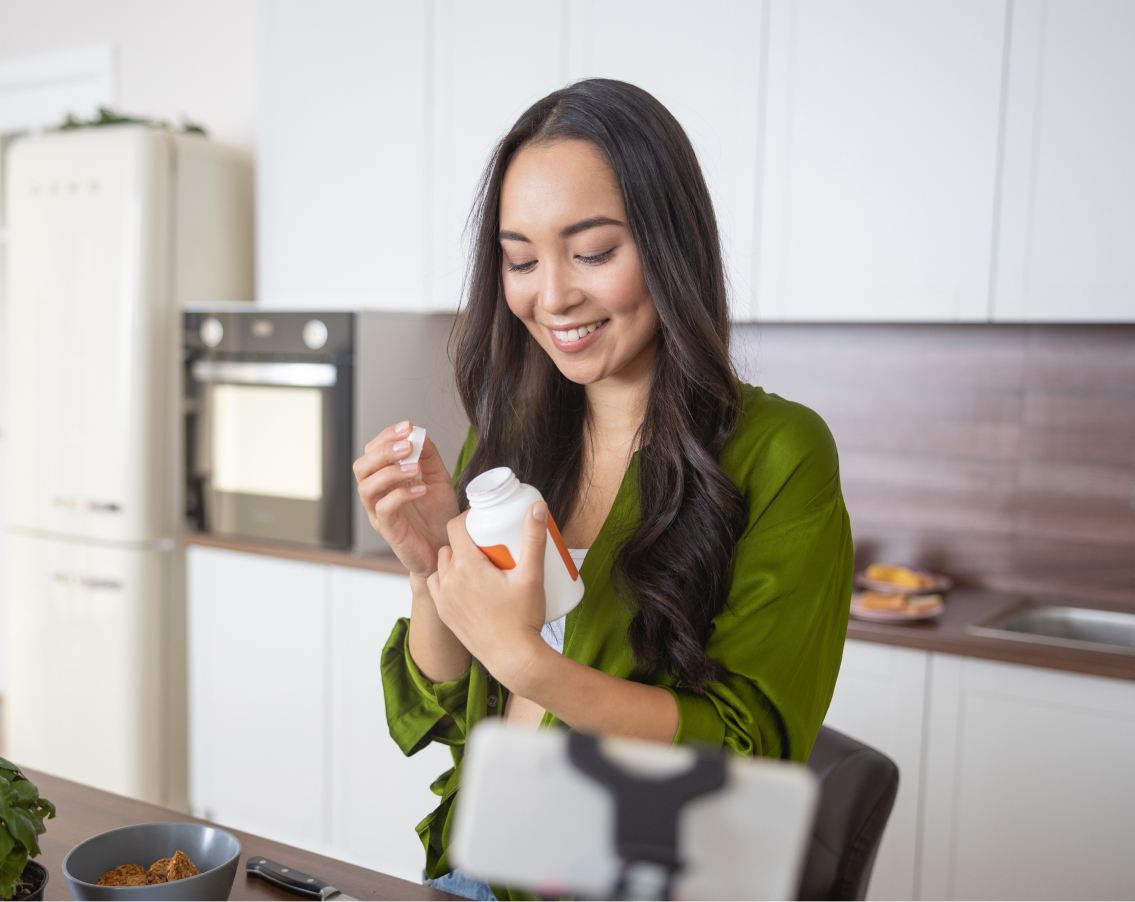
[246,857,330,900]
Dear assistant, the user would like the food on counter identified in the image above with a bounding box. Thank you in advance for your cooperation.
[864,563,937,589]
[98,864,147,887]
[857,591,908,610]
[856,591,943,612]
[98,851,201,886]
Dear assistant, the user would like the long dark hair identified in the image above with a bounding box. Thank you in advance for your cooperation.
[454,79,745,692]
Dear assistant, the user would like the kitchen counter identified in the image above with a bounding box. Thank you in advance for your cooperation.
[25,767,454,901]
[847,589,1135,682]
[186,533,1135,683]
[186,531,409,576]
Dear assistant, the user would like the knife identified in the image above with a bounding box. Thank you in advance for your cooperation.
[246,857,359,901]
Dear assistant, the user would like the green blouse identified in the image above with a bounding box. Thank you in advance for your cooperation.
[380,384,854,885]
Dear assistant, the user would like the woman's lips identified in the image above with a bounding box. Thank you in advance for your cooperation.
[548,319,608,353]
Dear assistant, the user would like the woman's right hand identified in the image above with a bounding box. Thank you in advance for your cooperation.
[353,421,460,580]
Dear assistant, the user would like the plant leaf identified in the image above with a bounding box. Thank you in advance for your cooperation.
[0,831,14,864]
[34,797,55,820]
[0,847,26,900]
[8,783,35,808]
[1,809,40,858]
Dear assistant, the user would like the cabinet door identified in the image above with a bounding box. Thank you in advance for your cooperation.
[328,568,454,883]
[187,546,331,852]
[258,1,429,311]
[567,0,764,321]
[920,654,1135,899]
[822,640,928,901]
[759,1,1006,321]
[992,0,1135,322]
[430,1,566,311]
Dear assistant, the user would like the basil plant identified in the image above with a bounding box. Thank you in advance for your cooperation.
[0,758,55,899]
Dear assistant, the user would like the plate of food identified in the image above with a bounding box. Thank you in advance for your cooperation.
[850,590,945,622]
[855,563,952,594]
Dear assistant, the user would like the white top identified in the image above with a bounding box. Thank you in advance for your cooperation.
[541,548,586,654]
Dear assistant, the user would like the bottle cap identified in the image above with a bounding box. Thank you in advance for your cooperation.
[399,426,427,464]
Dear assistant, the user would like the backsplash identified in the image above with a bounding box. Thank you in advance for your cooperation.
[732,324,1135,606]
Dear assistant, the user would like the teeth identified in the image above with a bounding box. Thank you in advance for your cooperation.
[552,321,605,342]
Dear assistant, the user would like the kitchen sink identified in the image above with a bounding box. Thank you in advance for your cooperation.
[969,601,1135,656]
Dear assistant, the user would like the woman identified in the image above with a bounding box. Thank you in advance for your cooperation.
[353,79,853,900]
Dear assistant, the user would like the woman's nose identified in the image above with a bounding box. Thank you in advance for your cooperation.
[539,262,580,315]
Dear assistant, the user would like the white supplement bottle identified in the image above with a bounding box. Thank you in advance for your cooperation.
[464,467,585,624]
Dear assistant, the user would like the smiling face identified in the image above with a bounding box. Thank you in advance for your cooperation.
[498,139,660,390]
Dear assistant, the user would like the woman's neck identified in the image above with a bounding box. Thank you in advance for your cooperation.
[583,335,656,458]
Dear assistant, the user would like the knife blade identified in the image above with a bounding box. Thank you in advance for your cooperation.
[246,857,359,901]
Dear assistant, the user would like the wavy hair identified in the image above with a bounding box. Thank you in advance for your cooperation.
[453,79,745,692]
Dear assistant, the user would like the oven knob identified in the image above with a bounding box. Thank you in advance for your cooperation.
[200,317,224,347]
[303,319,328,349]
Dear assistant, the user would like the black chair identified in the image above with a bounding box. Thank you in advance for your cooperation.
[798,726,899,901]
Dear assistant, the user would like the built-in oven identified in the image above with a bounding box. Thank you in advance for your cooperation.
[184,310,468,552]
[185,311,355,548]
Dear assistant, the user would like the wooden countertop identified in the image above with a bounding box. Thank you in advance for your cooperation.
[26,767,454,901]
[186,533,1135,683]
[846,589,1135,682]
[185,532,409,576]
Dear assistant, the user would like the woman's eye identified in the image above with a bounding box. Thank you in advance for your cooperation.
[578,249,615,265]
[507,260,537,273]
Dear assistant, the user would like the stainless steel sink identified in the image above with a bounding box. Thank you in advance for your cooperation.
[969,601,1135,656]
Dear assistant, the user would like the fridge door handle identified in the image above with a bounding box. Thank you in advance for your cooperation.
[52,573,124,591]
[190,360,338,387]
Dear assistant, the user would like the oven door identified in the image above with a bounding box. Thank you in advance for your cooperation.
[191,360,353,549]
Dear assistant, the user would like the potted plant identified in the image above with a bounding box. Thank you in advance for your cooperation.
[0,758,55,900]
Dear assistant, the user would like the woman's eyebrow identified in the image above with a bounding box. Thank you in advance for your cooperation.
[498,216,625,244]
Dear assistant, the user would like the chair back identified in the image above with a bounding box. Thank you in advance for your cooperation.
[797,725,899,901]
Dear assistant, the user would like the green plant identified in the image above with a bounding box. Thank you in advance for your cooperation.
[0,758,55,900]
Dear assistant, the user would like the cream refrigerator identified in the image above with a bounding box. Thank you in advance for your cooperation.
[3,125,252,806]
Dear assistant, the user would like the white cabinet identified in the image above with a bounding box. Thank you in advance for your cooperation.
[329,567,454,882]
[919,654,1135,900]
[992,0,1135,322]
[188,547,452,883]
[188,547,331,852]
[430,1,566,311]
[822,640,928,901]
[566,0,764,321]
[258,1,430,311]
[758,0,1007,322]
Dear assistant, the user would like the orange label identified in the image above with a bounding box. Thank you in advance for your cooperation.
[480,544,516,570]
[547,513,579,581]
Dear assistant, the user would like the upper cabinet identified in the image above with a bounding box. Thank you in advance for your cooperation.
[757,0,1007,322]
[992,0,1135,322]
[258,1,430,311]
[258,0,1135,321]
[429,1,567,312]
[566,0,764,321]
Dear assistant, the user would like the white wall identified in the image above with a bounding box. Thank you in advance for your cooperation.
[0,0,258,149]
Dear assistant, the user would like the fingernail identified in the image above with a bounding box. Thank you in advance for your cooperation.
[392,441,410,454]
[395,421,411,435]
[532,502,548,522]
[400,463,418,473]
[410,485,427,495]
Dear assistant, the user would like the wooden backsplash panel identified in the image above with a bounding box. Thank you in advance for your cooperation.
[731,324,1135,605]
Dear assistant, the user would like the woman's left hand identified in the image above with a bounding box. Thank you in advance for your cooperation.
[427,503,551,689]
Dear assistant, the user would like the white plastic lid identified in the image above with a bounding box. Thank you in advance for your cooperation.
[399,426,427,464]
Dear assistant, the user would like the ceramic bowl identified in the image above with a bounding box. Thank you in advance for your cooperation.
[62,821,240,901]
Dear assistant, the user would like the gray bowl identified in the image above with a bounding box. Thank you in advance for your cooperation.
[63,822,241,901]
